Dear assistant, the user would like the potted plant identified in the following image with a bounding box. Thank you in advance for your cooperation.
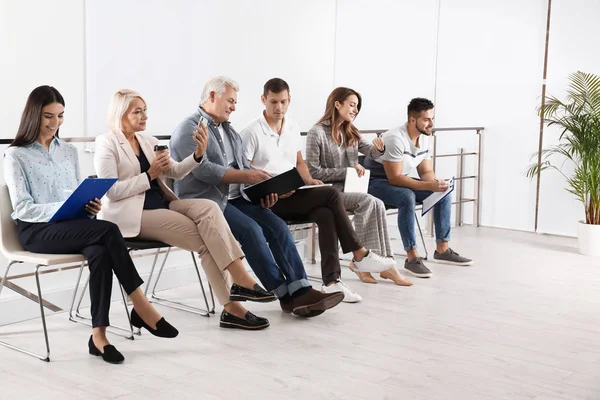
[527,71,600,256]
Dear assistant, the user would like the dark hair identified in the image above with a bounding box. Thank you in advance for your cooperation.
[263,78,290,97]
[10,86,65,147]
[317,87,362,147]
[407,97,434,119]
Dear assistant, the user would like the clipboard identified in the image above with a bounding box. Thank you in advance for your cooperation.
[421,177,454,216]
[242,168,305,204]
[49,178,118,222]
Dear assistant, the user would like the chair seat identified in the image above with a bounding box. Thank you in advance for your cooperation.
[6,251,86,266]
[124,239,171,251]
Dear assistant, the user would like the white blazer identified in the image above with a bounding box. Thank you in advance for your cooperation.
[94,130,200,237]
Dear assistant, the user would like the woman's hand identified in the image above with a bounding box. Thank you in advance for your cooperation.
[148,151,170,180]
[85,198,102,216]
[193,123,209,159]
[353,164,366,177]
[308,179,323,185]
[373,137,385,151]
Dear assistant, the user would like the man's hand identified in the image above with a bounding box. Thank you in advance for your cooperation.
[85,198,102,216]
[260,193,278,208]
[426,179,449,192]
[353,164,366,177]
[373,137,385,151]
[246,169,271,184]
[193,124,209,159]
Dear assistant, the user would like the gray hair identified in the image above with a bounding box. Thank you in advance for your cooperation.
[107,89,146,133]
[199,76,240,106]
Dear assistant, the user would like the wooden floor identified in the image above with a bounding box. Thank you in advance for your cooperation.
[0,226,598,400]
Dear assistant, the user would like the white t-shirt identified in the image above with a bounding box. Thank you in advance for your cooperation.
[374,123,432,176]
[215,124,241,199]
[240,113,301,176]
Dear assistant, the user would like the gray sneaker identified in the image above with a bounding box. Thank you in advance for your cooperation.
[433,248,473,266]
[404,258,432,278]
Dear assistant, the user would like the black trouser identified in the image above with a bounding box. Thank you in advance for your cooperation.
[17,219,144,328]
[270,186,362,285]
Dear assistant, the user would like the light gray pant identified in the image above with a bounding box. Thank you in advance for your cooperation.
[341,192,393,258]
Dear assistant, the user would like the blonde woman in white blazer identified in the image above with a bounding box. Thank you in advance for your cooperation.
[94,90,274,330]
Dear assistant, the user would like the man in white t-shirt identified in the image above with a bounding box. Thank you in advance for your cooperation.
[365,98,473,278]
[241,78,392,303]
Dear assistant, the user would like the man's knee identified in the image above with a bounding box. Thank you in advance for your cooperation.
[232,218,264,246]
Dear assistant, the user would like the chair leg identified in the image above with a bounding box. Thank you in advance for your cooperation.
[0,263,51,362]
[191,253,214,314]
[34,265,50,361]
[119,286,135,336]
[310,223,317,264]
[415,214,429,260]
[0,260,16,300]
[143,248,166,298]
[68,262,86,321]
[68,263,134,340]
[148,250,211,317]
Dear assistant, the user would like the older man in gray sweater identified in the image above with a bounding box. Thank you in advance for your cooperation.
[170,76,344,318]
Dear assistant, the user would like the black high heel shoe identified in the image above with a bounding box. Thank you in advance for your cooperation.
[88,335,124,364]
[130,308,179,338]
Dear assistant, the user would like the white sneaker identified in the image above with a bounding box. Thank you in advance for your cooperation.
[352,251,395,272]
[321,280,362,303]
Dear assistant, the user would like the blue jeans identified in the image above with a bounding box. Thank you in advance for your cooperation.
[225,198,310,298]
[368,178,451,251]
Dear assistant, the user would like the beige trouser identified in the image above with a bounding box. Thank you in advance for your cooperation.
[137,199,244,305]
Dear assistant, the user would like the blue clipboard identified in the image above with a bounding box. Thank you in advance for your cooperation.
[49,178,118,222]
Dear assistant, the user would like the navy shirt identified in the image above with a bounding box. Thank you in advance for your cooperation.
[136,150,170,210]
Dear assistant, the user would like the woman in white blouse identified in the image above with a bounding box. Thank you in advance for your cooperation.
[4,86,177,364]
[94,89,273,331]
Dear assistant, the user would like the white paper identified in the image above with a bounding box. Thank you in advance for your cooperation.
[343,167,370,193]
[422,177,454,216]
[297,184,333,190]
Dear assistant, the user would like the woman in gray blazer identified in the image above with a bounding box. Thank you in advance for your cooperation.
[306,87,412,286]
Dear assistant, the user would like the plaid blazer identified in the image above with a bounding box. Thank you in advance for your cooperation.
[305,121,383,189]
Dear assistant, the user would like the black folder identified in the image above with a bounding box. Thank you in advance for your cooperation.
[242,168,305,204]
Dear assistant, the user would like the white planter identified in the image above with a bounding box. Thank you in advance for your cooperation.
[577,221,600,256]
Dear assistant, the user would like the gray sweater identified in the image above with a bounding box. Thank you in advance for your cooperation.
[170,107,250,211]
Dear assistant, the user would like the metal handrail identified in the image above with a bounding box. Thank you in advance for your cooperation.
[1,126,484,229]
[431,128,484,232]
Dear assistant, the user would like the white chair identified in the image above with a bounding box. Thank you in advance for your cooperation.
[0,184,87,362]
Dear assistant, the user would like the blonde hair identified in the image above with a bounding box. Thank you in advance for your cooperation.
[107,89,146,133]
[199,76,239,106]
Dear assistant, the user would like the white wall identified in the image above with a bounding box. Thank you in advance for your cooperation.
[537,0,600,236]
[334,0,437,129]
[435,0,549,232]
[85,0,337,135]
[0,0,86,139]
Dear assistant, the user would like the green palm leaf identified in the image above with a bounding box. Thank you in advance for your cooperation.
[529,71,600,225]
